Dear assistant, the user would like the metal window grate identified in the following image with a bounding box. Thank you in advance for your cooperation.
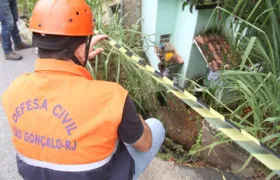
[160,34,171,44]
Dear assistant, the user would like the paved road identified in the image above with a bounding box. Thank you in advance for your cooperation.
[0,48,36,180]
[0,48,243,180]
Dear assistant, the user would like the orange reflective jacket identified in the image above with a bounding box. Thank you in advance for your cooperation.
[2,59,128,165]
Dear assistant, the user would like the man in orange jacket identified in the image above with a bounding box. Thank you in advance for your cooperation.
[1,0,165,180]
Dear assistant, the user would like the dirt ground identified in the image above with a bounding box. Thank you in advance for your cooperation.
[154,95,260,179]
[160,108,200,150]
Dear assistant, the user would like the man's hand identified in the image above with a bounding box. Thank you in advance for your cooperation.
[74,35,108,63]
[88,35,108,59]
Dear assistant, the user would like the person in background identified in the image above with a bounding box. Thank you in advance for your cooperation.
[0,0,32,61]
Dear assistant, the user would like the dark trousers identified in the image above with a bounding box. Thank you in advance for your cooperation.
[0,0,22,54]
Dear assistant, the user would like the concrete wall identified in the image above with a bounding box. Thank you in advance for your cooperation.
[184,9,215,86]
[142,0,178,70]
[141,0,159,69]
[155,0,178,44]
[123,0,141,27]
[141,0,215,86]
[172,3,199,87]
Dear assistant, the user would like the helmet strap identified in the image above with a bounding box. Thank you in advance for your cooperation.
[83,35,92,67]
[66,36,89,66]
[68,53,83,66]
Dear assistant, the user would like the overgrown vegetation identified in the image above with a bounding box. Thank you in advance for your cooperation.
[17,0,280,178]
[210,0,280,154]
[181,0,219,12]
[17,0,36,17]
[195,1,280,178]
[85,0,166,118]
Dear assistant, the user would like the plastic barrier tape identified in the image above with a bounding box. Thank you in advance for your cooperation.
[94,30,280,176]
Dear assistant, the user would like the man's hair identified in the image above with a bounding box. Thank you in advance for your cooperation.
[38,48,69,60]
[33,33,87,60]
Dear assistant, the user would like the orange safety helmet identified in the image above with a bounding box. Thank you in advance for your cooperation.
[29,0,95,67]
[29,0,94,36]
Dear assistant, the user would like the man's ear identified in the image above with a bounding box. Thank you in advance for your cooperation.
[74,43,86,64]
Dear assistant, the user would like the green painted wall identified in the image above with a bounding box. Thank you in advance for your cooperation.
[142,0,215,87]
[185,9,215,85]
[141,0,159,69]
[172,3,199,87]
[155,0,178,44]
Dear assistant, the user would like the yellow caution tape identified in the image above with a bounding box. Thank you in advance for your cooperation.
[94,30,280,176]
